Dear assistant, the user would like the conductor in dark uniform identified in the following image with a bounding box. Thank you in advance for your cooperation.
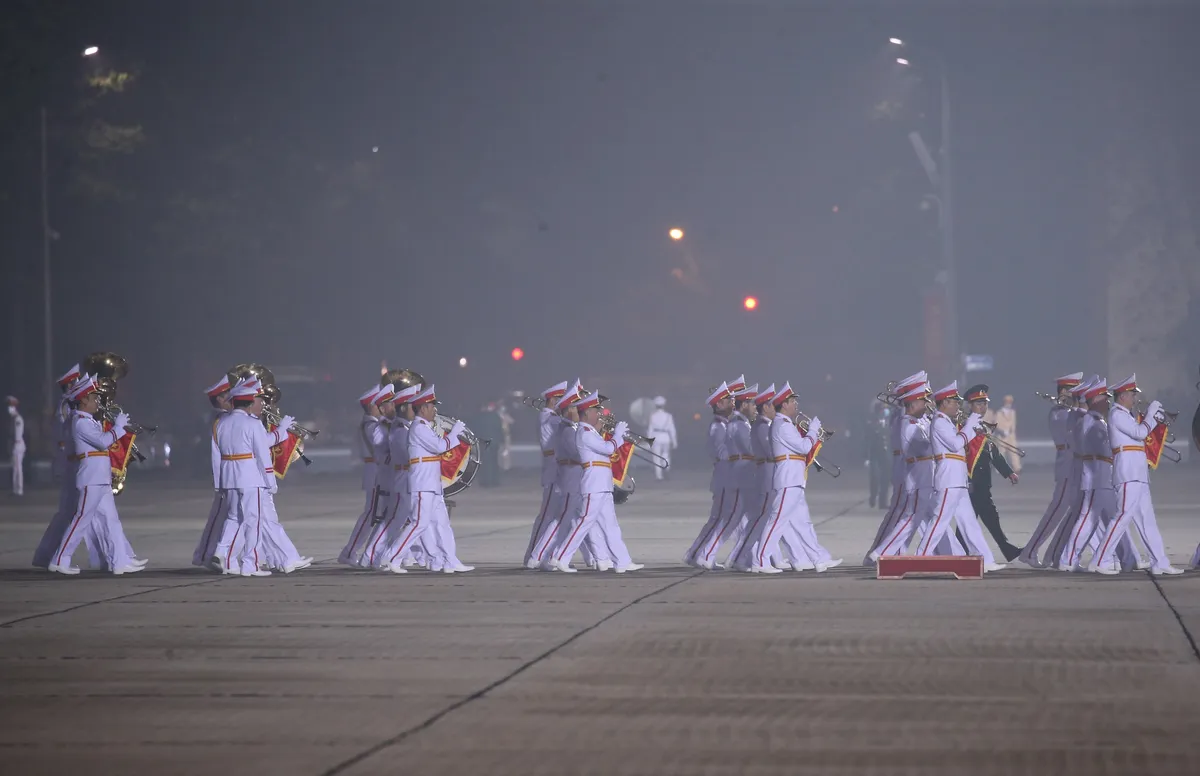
[964,384,1022,561]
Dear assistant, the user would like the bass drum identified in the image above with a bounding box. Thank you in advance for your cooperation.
[434,414,482,496]
[1191,401,1200,454]
[613,477,635,506]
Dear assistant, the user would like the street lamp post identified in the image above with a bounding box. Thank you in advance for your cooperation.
[892,39,958,383]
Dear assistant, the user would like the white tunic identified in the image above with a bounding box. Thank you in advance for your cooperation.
[1081,410,1113,490]
[902,416,935,492]
[358,415,384,491]
[575,421,617,495]
[555,420,582,495]
[929,411,979,491]
[647,408,677,447]
[707,416,730,494]
[71,411,121,488]
[726,412,755,491]
[215,409,274,490]
[388,418,411,496]
[538,408,559,488]
[407,416,458,494]
[1048,405,1073,481]
[750,416,774,493]
[770,416,817,491]
[1108,404,1155,485]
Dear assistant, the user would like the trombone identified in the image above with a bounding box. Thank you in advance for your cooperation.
[975,421,1027,458]
[520,395,549,411]
[597,413,670,469]
[1034,391,1067,405]
[875,381,899,405]
[261,405,320,441]
[795,411,841,476]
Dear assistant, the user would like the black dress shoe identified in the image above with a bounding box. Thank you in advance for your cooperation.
[1002,544,1022,562]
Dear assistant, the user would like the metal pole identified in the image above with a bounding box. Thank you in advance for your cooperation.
[938,66,958,386]
[41,106,53,422]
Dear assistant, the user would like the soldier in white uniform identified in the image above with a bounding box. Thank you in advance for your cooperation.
[384,384,473,573]
[753,382,841,572]
[194,375,233,568]
[870,382,938,559]
[712,383,760,566]
[1018,372,1083,567]
[48,376,143,575]
[211,378,278,577]
[1043,377,1098,567]
[529,387,594,569]
[730,384,778,569]
[909,382,1005,571]
[646,396,677,480]
[524,380,569,566]
[370,384,425,572]
[1087,374,1183,575]
[32,365,87,568]
[7,396,24,496]
[864,371,928,563]
[684,381,733,568]
[547,391,641,573]
[1057,378,1142,572]
[338,385,386,565]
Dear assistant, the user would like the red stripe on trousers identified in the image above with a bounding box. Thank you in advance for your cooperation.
[348,489,377,555]
[1067,490,1096,566]
[55,487,88,566]
[703,490,740,561]
[389,494,423,561]
[757,488,789,568]
[880,491,919,557]
[556,494,591,563]
[917,490,950,555]
[371,493,403,565]
[536,494,572,563]
[1095,482,1128,564]
[694,490,725,557]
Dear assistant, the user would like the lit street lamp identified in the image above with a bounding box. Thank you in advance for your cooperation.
[668,227,684,241]
[889,37,957,382]
[83,46,99,57]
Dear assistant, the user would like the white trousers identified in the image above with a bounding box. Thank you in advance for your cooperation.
[258,490,303,570]
[193,491,228,567]
[34,482,79,567]
[11,441,25,495]
[866,483,907,560]
[1088,481,1171,572]
[873,488,933,557]
[687,488,741,567]
[915,487,995,564]
[1022,478,1073,563]
[525,485,557,564]
[650,440,672,479]
[553,491,631,568]
[1059,489,1139,570]
[340,487,381,565]
[383,492,459,571]
[532,490,608,568]
[372,489,429,569]
[214,488,268,574]
[754,486,828,568]
[1044,485,1087,568]
[49,485,134,571]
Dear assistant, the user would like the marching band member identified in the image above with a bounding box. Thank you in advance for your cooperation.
[963,384,1022,562]
[529,387,592,569]
[910,381,1004,571]
[647,396,677,480]
[731,384,783,570]
[684,379,737,568]
[1086,374,1182,575]
[211,378,277,577]
[337,385,385,566]
[753,382,840,572]
[370,384,424,572]
[48,376,143,575]
[712,382,758,566]
[32,364,86,568]
[1018,372,1082,567]
[547,391,641,573]
[383,384,473,573]
[864,371,927,563]
[1042,377,1096,568]
[869,382,935,560]
[524,380,569,566]
[193,375,233,568]
[1058,378,1141,571]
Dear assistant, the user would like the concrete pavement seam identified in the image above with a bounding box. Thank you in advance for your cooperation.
[0,576,235,629]
[318,569,705,776]
[1146,573,1200,663]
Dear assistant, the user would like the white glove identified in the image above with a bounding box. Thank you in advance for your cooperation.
[266,476,279,494]
[613,421,629,445]
[1144,400,1162,424]
[278,415,296,434]
[806,417,822,438]
[449,420,466,443]
[115,412,130,429]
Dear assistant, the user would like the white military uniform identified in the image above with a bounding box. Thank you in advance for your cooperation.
[730,394,794,570]
[212,400,277,576]
[1087,384,1177,573]
[550,414,636,571]
[864,371,927,561]
[685,412,734,568]
[706,406,755,564]
[1019,374,1082,566]
[193,407,230,566]
[525,402,564,564]
[33,386,84,568]
[8,400,24,496]
[374,416,427,570]
[49,397,136,574]
[755,405,829,569]
[873,409,937,557]
[646,399,677,480]
[385,388,469,573]
[339,405,387,565]
[533,407,610,568]
[912,403,998,567]
[1043,394,1092,566]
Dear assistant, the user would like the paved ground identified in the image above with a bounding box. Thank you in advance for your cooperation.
[2,465,1199,775]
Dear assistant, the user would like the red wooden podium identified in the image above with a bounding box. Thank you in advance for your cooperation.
[876,555,984,580]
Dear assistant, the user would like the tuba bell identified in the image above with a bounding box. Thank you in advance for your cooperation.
[381,368,425,393]
[81,351,152,495]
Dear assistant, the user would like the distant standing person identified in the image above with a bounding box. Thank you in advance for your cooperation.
[6,396,24,496]
[992,394,1021,473]
[470,402,504,487]
[863,401,891,508]
[647,396,677,480]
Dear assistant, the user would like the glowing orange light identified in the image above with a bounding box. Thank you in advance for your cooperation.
[511,347,525,361]
[743,296,759,311]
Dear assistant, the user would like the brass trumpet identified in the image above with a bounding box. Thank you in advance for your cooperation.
[796,411,836,442]
[597,412,669,469]
[101,403,158,436]
[261,405,320,441]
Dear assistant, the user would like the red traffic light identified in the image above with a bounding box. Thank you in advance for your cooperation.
[743,296,759,311]
[511,347,525,361]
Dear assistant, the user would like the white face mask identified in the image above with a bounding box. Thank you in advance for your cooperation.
[6,406,16,417]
